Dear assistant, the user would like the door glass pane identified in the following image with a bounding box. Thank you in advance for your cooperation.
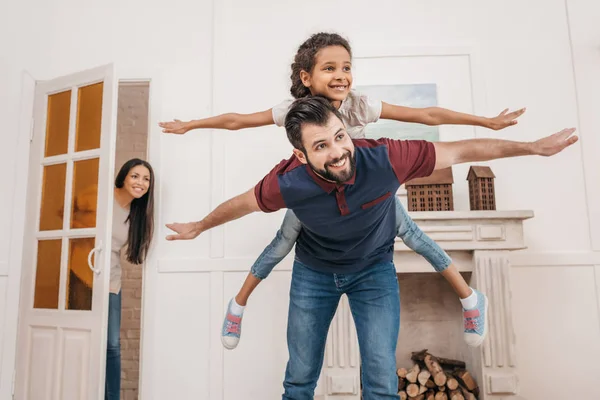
[39,163,67,231]
[66,238,95,311]
[45,90,71,157]
[71,158,99,229]
[33,239,62,309]
[75,82,103,152]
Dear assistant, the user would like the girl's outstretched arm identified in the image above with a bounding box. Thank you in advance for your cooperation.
[159,109,275,134]
[380,102,525,131]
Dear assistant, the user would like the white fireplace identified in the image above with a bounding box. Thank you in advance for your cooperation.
[317,210,533,400]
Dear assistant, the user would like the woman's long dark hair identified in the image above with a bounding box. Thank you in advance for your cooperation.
[115,158,155,264]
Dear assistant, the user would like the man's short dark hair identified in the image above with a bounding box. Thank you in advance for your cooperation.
[284,96,344,151]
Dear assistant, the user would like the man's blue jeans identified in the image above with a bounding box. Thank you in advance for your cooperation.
[282,260,400,400]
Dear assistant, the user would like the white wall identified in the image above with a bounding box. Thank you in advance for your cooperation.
[566,0,600,252]
[1,0,599,399]
[0,1,215,398]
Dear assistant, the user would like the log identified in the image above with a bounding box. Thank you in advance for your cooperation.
[398,377,407,391]
[418,370,432,386]
[425,390,435,400]
[445,373,459,391]
[411,349,428,360]
[459,385,476,400]
[418,385,428,395]
[397,368,408,378]
[411,395,425,400]
[434,392,448,400]
[454,369,477,392]
[448,390,464,400]
[407,383,420,397]
[412,350,466,369]
[438,386,446,392]
[425,379,436,389]
[398,390,408,400]
[406,364,420,383]
[424,355,447,386]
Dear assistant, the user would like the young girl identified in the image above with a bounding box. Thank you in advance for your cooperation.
[108,159,154,400]
[160,33,524,350]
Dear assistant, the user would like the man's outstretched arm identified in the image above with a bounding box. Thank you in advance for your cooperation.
[166,188,261,240]
[433,128,578,170]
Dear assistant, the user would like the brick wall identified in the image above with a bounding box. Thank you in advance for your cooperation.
[115,82,149,400]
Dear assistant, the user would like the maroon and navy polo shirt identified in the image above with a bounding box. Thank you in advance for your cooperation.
[254,138,436,274]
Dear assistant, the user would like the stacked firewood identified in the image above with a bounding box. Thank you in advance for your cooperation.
[397,350,479,400]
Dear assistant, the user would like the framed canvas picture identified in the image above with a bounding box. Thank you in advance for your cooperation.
[356,83,440,142]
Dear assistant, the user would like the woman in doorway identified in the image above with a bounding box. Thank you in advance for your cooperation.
[107,158,155,400]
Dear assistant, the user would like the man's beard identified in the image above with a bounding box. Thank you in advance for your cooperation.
[306,150,356,183]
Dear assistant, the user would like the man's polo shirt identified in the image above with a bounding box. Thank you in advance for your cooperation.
[254,138,436,274]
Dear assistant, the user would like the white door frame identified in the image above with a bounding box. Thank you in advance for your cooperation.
[2,66,164,400]
[0,70,36,400]
[117,67,165,400]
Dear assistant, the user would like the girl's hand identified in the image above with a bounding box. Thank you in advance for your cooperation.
[159,119,190,134]
[487,108,526,130]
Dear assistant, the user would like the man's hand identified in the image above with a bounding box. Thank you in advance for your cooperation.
[530,128,578,156]
[164,189,261,242]
[165,221,202,240]
[433,127,578,170]
[486,108,526,130]
[159,119,190,135]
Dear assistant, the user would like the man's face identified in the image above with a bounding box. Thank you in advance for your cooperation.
[293,114,356,183]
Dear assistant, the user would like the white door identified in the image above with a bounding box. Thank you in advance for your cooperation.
[14,64,118,400]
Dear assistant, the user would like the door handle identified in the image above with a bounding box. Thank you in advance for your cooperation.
[87,241,103,275]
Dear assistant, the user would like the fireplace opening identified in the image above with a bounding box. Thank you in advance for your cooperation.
[393,272,480,399]
[396,272,470,366]
[355,271,482,399]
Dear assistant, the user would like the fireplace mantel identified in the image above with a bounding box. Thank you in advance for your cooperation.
[395,210,534,252]
[318,210,534,400]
